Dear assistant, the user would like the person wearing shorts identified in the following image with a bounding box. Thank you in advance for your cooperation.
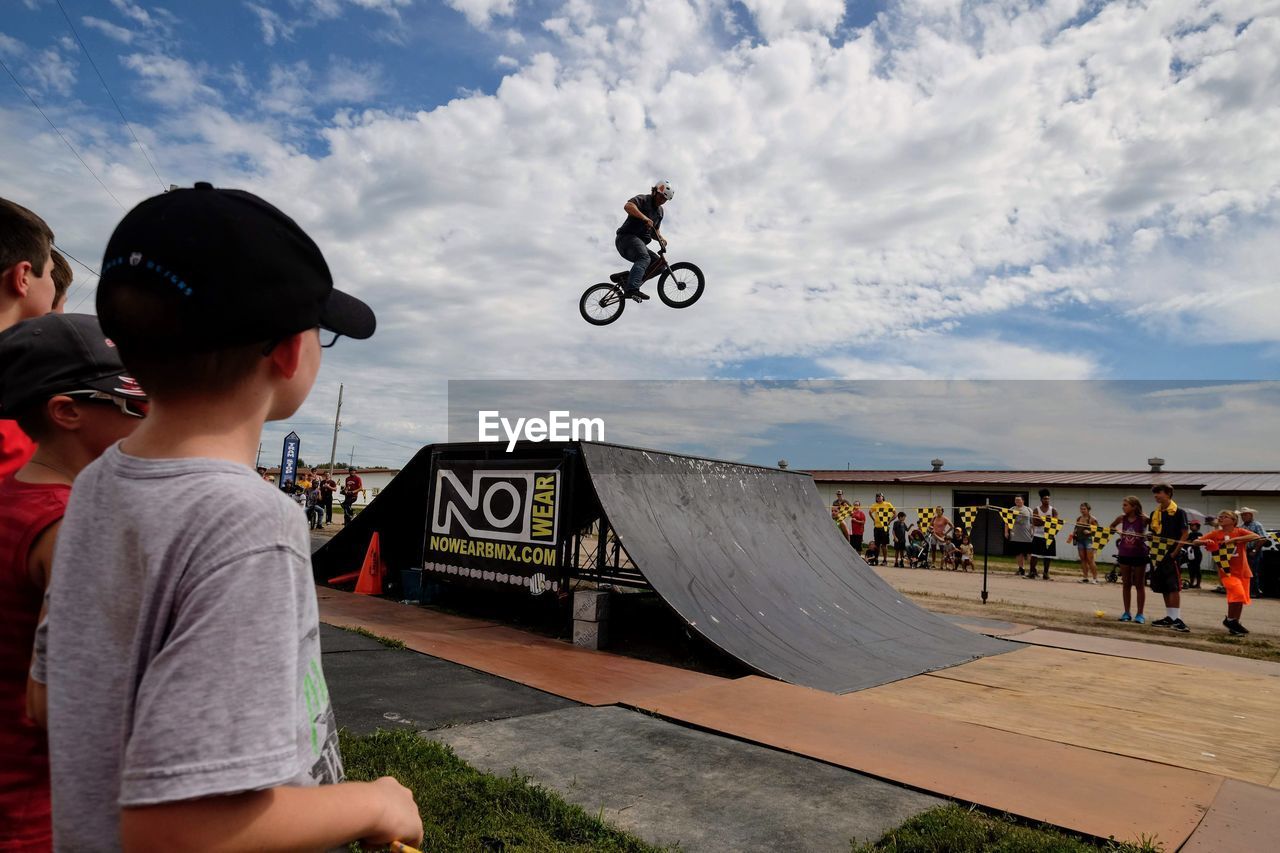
[870,493,893,566]
[1003,496,1033,574]
[1029,489,1058,580]
[892,512,908,568]
[1109,496,1149,624]
[1069,501,1100,583]
[1147,483,1190,632]
[1194,511,1261,635]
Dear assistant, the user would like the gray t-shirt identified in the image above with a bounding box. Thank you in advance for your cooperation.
[39,444,342,849]
[616,193,663,240]
[1009,506,1033,542]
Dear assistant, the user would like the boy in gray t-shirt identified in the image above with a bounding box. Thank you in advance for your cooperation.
[37,184,422,850]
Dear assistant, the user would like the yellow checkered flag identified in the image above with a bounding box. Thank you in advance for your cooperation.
[1212,540,1237,572]
[957,506,980,530]
[915,507,933,527]
[1090,524,1113,550]
[832,503,853,522]
[996,507,1020,528]
[1269,531,1280,545]
[1148,536,1174,564]
[871,506,895,530]
[1040,515,1066,545]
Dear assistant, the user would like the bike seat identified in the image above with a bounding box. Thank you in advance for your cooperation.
[609,271,629,283]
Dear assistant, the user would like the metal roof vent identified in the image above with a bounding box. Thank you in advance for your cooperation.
[931,458,945,472]
[777,459,789,470]
[1148,457,1165,473]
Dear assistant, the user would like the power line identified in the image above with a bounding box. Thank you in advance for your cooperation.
[53,242,100,307]
[54,0,166,192]
[0,54,125,210]
[340,428,422,450]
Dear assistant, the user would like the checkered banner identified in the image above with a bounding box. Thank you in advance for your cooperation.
[1148,536,1174,564]
[1090,524,1114,550]
[996,507,1021,528]
[832,503,853,522]
[915,506,933,527]
[1212,540,1237,572]
[871,506,895,530]
[957,506,981,530]
[1040,515,1066,545]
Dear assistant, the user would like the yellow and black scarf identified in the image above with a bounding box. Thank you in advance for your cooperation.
[1149,499,1178,535]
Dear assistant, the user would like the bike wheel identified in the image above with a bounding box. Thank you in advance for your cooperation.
[657,262,704,309]
[580,283,626,325]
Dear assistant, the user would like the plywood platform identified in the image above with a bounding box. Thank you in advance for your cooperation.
[863,645,1280,787]
[1181,778,1280,852]
[1013,628,1280,678]
[316,588,722,706]
[629,675,1221,847]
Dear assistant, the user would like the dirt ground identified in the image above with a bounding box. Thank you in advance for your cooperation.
[873,563,1280,660]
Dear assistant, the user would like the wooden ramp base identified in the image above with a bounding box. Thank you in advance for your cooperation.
[316,587,721,706]
[1181,778,1280,852]
[630,676,1221,848]
[1013,628,1280,678]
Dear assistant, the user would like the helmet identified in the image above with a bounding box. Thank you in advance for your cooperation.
[655,180,675,200]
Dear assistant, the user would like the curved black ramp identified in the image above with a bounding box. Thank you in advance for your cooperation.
[580,443,1010,693]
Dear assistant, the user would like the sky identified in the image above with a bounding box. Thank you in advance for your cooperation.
[2,0,1277,471]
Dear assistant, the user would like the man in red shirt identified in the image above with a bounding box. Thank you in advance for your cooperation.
[1,198,61,479]
[0,313,146,848]
[342,467,363,524]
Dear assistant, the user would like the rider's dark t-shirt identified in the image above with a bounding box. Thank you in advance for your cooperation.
[616,193,663,240]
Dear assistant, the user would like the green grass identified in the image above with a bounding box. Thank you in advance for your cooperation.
[343,625,407,649]
[340,729,672,852]
[850,805,1163,853]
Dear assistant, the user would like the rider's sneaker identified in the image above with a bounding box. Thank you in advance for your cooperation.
[626,289,649,301]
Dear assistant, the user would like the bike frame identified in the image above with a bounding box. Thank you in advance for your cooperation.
[637,247,670,283]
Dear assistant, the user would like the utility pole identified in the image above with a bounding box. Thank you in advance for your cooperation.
[327,384,343,480]
[255,442,262,468]
[348,444,355,467]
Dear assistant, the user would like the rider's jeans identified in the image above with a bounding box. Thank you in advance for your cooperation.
[616,235,656,291]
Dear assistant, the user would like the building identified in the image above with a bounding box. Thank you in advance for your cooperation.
[803,459,1279,563]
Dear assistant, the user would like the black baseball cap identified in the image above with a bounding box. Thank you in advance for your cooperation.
[97,182,374,352]
[0,313,146,416]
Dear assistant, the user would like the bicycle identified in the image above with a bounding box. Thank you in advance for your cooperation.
[579,247,705,326]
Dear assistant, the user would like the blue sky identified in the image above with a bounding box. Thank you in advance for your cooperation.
[2,0,1277,469]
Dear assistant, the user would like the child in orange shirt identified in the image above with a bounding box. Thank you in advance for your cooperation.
[1193,510,1262,635]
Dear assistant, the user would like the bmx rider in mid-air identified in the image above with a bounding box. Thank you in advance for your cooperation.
[615,180,674,300]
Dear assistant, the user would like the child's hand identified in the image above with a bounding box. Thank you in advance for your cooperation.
[361,776,423,849]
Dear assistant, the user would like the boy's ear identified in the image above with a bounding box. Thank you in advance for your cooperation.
[267,331,306,379]
[45,395,83,431]
[1,263,26,297]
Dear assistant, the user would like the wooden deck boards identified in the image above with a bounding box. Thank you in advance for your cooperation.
[1180,778,1280,852]
[630,675,1221,847]
[316,587,722,706]
[1013,628,1280,678]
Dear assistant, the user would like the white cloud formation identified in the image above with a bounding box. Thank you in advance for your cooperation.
[445,0,517,29]
[81,15,136,44]
[3,0,1279,467]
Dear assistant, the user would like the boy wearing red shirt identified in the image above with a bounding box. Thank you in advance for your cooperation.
[1194,510,1262,636]
[0,313,146,850]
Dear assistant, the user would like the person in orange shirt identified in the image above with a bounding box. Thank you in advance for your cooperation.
[1193,510,1262,636]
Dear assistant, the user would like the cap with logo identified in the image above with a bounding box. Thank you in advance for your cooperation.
[96,182,375,352]
[0,313,146,416]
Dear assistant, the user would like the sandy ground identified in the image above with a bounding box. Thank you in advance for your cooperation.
[873,563,1280,654]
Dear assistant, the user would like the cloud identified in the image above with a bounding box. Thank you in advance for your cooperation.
[121,53,219,107]
[27,47,78,96]
[445,0,517,29]
[736,0,846,39]
[81,16,136,44]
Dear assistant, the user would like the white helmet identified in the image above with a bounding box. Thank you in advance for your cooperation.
[655,180,675,200]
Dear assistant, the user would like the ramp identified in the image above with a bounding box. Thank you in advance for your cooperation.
[580,443,1009,693]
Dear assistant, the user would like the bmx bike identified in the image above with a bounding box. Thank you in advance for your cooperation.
[578,247,705,326]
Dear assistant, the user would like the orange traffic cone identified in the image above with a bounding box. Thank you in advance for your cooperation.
[354,532,385,595]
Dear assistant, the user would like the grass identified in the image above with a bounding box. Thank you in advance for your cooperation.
[343,625,407,649]
[850,804,1163,853]
[340,728,672,852]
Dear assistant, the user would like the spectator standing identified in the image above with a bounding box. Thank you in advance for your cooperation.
[849,500,867,554]
[343,466,363,524]
[831,489,853,544]
[957,531,975,572]
[891,511,908,568]
[320,473,337,526]
[1148,483,1190,632]
[1193,510,1262,635]
[1238,508,1266,597]
[1110,496,1149,624]
[306,481,325,530]
[1028,489,1059,580]
[1068,501,1100,584]
[1004,496,1033,575]
[870,492,894,566]
[0,314,145,850]
[0,199,59,478]
[37,185,421,849]
[929,506,952,569]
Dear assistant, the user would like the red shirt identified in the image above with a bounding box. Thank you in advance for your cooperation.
[849,509,866,535]
[344,474,363,496]
[0,422,36,479]
[0,476,70,849]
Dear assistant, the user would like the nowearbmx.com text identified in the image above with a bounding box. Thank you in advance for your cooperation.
[478,410,605,451]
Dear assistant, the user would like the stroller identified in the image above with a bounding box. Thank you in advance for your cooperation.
[906,535,930,569]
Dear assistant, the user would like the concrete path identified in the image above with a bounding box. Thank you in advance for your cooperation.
[428,706,944,853]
